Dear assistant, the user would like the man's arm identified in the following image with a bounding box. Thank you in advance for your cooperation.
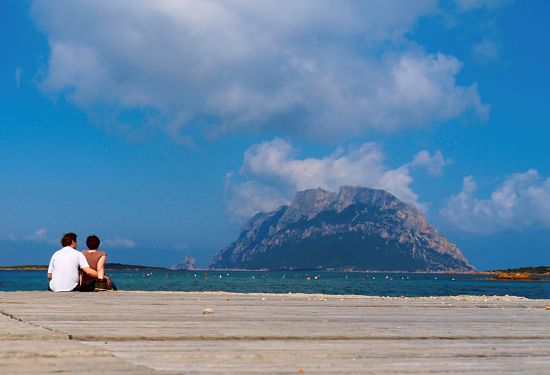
[47,256,54,281]
[77,253,97,279]
[82,267,98,279]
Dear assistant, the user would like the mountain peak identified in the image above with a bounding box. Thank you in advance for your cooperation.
[280,188,337,224]
[281,186,404,221]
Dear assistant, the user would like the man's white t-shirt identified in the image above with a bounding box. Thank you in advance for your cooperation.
[48,246,90,292]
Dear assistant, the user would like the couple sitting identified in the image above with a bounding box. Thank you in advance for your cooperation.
[47,232,116,292]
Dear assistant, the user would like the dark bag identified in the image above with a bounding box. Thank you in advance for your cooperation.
[94,279,110,291]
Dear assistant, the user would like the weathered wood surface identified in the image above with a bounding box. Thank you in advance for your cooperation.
[1,291,549,374]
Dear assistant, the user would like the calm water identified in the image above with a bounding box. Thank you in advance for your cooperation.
[1,270,549,299]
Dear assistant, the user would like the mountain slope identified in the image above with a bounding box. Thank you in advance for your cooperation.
[211,186,475,272]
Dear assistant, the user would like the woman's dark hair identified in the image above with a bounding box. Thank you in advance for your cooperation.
[86,235,100,250]
[61,233,77,247]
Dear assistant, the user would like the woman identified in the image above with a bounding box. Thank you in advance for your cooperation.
[80,235,116,291]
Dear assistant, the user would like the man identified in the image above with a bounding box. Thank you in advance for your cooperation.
[47,233,98,292]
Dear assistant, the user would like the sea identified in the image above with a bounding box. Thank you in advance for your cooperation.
[1,270,549,299]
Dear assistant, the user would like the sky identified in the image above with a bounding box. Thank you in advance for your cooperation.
[1,0,549,270]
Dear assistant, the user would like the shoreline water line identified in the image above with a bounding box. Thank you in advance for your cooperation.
[2,270,549,299]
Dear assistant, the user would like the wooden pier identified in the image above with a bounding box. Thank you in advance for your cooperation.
[1,291,549,374]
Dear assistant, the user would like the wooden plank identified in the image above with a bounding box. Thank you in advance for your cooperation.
[84,339,550,374]
[1,291,549,374]
[0,340,176,374]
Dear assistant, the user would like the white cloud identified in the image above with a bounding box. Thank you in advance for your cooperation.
[410,150,449,176]
[441,169,550,233]
[224,176,291,219]
[447,1,507,67]
[32,0,488,142]
[7,231,138,248]
[103,236,136,249]
[15,67,22,89]
[23,228,48,241]
[8,228,56,245]
[473,39,500,63]
[454,0,511,12]
[225,138,448,218]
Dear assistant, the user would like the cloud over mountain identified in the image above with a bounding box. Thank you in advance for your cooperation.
[225,139,448,218]
[33,0,488,142]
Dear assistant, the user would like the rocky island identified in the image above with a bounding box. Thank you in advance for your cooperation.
[211,186,475,272]
[172,256,202,270]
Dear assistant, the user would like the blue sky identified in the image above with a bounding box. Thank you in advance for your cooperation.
[1,0,549,269]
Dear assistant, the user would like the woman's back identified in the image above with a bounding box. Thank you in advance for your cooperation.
[81,250,106,282]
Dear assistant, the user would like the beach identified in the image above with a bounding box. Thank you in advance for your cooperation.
[1,291,549,374]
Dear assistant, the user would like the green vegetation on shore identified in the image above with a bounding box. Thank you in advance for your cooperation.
[480,266,550,281]
[488,266,550,274]
[0,263,166,271]
[0,265,48,270]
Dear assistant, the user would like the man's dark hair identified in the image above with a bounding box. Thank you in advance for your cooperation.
[86,235,100,250]
[61,233,77,247]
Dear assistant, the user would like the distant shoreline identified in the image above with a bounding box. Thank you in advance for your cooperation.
[0,263,167,271]
[1,264,549,274]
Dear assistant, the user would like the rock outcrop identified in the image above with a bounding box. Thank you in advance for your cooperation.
[172,255,201,270]
[211,186,475,272]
